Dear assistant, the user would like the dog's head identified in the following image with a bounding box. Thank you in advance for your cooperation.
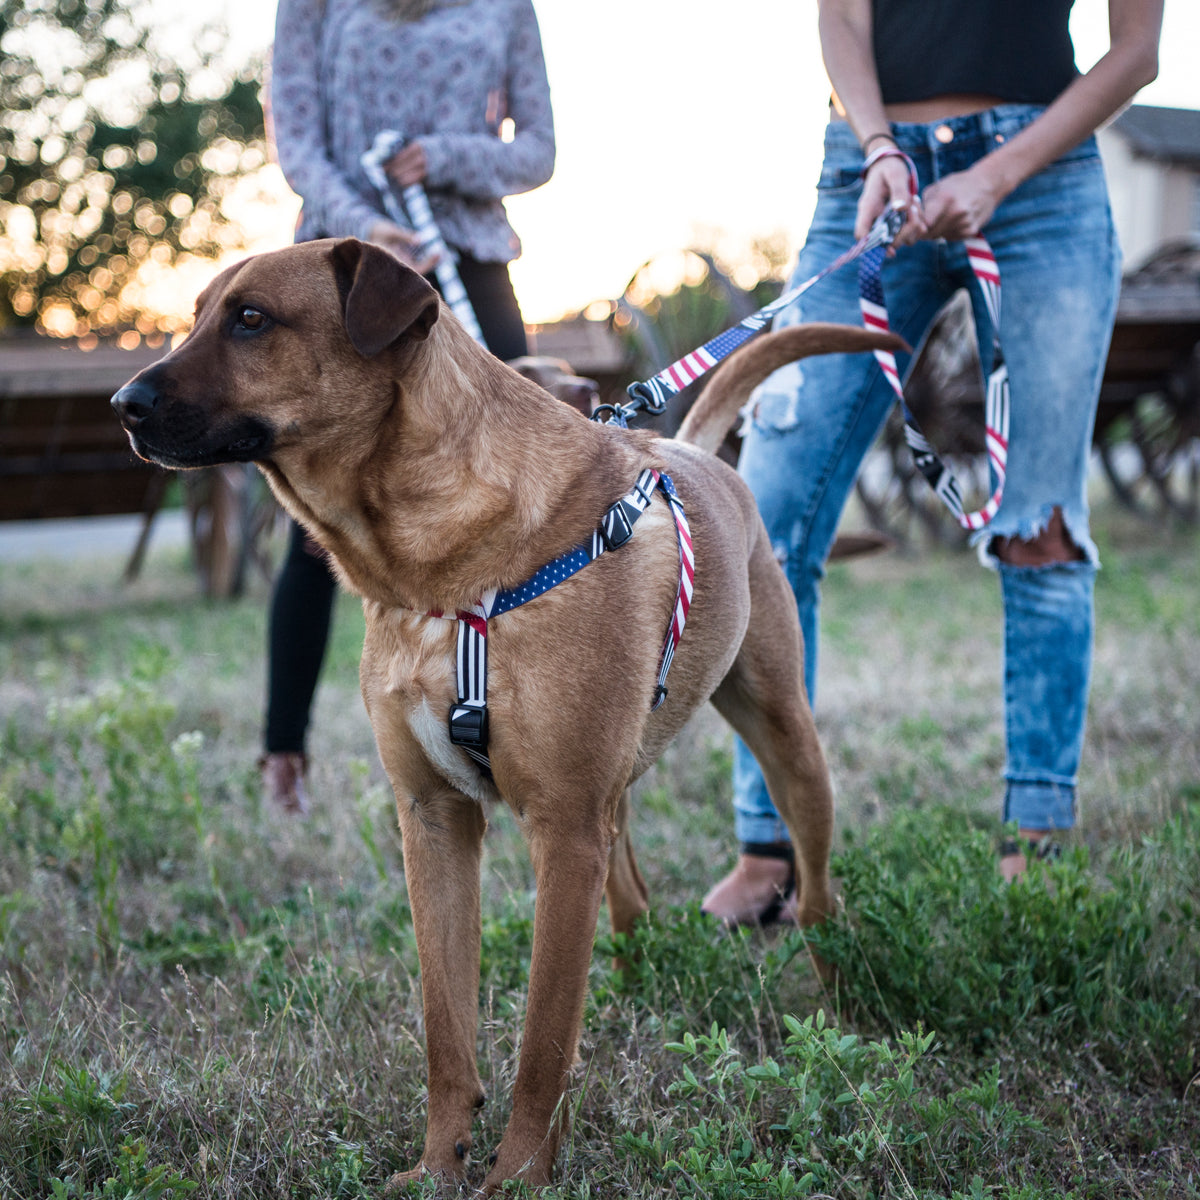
[506,355,599,418]
[111,238,440,470]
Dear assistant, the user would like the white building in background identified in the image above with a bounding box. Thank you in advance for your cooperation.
[1098,104,1200,271]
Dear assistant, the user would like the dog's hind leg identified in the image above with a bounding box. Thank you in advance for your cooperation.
[711,673,834,927]
[387,790,488,1192]
[710,546,834,929]
[483,807,614,1193]
[605,787,649,937]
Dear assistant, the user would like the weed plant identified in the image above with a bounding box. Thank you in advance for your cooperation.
[0,505,1197,1197]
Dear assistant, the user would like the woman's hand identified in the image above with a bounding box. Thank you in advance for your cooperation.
[857,154,926,244]
[384,141,428,188]
[919,164,1003,240]
[367,220,440,274]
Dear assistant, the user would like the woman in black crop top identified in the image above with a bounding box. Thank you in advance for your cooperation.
[703,0,1163,922]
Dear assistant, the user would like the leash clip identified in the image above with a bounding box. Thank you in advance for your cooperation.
[590,402,630,427]
[625,379,668,415]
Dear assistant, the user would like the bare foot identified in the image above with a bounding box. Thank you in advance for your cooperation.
[999,828,1052,883]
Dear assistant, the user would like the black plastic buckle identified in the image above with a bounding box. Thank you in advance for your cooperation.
[601,499,637,550]
[449,704,488,749]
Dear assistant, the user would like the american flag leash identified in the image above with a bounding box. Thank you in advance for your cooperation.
[858,234,1008,530]
[361,131,487,346]
[619,141,1009,530]
[434,470,692,773]
[620,205,907,420]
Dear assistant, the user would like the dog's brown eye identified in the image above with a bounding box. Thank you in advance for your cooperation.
[237,306,267,330]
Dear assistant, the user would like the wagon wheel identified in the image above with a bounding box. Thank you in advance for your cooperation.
[855,415,964,547]
[854,409,998,548]
[184,465,285,598]
[1095,391,1200,523]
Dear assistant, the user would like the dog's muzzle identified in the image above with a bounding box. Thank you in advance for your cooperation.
[111,378,159,430]
[110,374,274,468]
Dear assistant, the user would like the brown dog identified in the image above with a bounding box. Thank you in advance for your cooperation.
[111,239,902,1194]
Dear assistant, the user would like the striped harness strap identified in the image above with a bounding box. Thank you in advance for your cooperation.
[618,148,1010,530]
[429,469,694,777]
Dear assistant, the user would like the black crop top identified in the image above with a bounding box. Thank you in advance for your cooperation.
[872,0,1079,106]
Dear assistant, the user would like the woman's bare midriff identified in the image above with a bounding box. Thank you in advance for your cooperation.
[883,93,1007,122]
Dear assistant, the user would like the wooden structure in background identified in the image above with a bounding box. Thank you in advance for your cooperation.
[0,340,168,523]
[2,241,1197,589]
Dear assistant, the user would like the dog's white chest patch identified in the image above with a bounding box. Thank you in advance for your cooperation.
[409,697,493,804]
[368,607,492,804]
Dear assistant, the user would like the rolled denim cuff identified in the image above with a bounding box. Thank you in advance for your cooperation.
[1002,777,1077,831]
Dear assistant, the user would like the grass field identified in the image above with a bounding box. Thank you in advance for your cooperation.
[0,499,1197,1198]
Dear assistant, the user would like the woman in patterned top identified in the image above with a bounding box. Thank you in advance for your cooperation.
[260,0,555,813]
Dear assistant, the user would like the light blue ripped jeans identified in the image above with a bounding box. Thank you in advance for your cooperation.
[733,105,1121,843]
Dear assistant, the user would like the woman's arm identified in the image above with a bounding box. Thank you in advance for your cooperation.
[271,0,385,242]
[919,0,1162,238]
[416,0,556,201]
[817,0,927,241]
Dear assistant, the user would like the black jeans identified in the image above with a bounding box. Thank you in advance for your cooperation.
[263,254,527,755]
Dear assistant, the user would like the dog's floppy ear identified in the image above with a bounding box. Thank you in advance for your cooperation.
[330,238,440,357]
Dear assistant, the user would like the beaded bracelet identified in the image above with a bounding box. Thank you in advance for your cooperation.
[860,144,919,192]
[860,130,897,154]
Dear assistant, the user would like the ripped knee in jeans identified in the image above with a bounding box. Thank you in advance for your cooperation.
[990,506,1085,567]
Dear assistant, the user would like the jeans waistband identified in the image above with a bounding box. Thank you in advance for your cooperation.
[825,103,1100,171]
[828,103,1049,150]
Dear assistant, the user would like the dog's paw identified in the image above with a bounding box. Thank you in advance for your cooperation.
[481,1142,553,1196]
[385,1157,466,1197]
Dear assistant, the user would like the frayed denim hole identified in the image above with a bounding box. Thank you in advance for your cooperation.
[975,505,1100,570]
[747,362,806,435]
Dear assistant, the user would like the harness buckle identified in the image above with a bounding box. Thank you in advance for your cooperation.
[600,498,637,550]
[449,703,488,748]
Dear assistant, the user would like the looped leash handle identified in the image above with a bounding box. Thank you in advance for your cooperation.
[860,145,920,199]
[360,129,486,347]
[858,235,1009,531]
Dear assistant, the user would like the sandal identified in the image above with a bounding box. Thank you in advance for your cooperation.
[999,835,1062,863]
[701,841,796,927]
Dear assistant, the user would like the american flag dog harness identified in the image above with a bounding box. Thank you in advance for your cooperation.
[427,468,695,778]
[619,147,1010,532]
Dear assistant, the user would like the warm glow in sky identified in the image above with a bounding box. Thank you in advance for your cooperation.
[220,0,1198,324]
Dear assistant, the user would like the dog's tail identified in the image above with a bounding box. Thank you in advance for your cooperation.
[676,323,907,456]
[677,322,907,563]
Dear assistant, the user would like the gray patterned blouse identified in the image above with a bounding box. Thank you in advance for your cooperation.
[270,0,555,262]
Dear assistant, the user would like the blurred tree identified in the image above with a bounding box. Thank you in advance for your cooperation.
[0,0,266,340]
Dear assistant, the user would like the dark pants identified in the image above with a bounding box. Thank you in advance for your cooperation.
[263,254,527,754]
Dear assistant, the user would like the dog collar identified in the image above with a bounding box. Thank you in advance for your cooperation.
[425,468,694,778]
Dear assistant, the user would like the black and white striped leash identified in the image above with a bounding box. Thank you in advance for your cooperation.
[361,129,487,346]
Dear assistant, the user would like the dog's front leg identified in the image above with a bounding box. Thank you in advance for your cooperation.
[483,815,612,1193]
[388,791,488,1191]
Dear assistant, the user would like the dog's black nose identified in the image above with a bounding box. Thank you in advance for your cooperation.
[111,378,159,427]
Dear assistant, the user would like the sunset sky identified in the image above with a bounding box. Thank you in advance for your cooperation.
[216,1,1199,323]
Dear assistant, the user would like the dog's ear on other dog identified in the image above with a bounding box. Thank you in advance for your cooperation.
[331,238,440,357]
